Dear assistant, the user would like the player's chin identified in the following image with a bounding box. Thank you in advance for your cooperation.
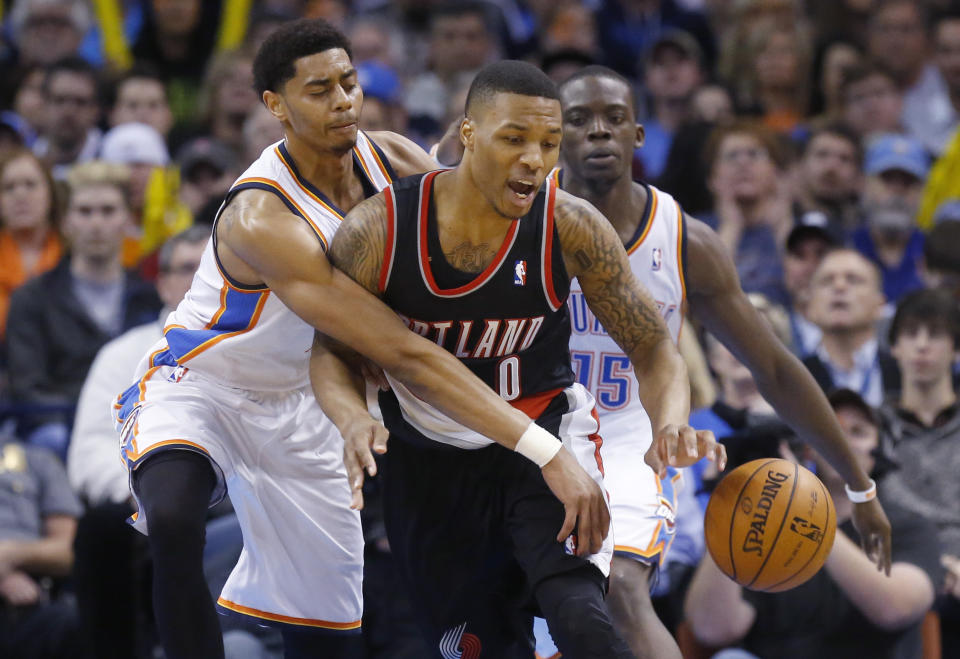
[500,188,536,217]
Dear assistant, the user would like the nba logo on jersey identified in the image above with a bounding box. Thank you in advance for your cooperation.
[514,260,527,286]
[651,247,663,271]
[563,532,578,555]
[439,622,482,659]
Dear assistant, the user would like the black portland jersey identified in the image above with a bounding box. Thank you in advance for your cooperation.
[377,170,575,448]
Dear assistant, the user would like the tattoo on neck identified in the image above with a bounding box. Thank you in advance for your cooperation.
[444,241,496,273]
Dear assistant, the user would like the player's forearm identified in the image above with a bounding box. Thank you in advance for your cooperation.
[684,553,755,645]
[825,532,933,629]
[632,338,691,435]
[384,337,533,449]
[754,350,872,490]
[309,338,371,433]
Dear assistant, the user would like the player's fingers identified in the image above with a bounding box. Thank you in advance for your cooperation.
[680,426,698,459]
[358,435,378,478]
[343,445,364,492]
[557,506,577,545]
[881,534,892,576]
[372,425,389,455]
[716,441,728,471]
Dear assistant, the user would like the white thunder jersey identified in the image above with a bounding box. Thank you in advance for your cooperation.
[567,181,686,453]
[137,133,394,391]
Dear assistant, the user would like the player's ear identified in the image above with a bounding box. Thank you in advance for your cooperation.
[635,123,645,149]
[263,91,287,122]
[461,117,476,151]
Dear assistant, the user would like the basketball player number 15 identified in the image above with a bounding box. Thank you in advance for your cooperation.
[570,351,632,410]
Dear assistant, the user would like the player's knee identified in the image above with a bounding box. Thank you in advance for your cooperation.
[538,573,632,658]
[608,558,655,609]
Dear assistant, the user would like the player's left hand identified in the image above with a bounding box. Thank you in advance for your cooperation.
[645,425,726,478]
[851,498,892,576]
[341,415,389,510]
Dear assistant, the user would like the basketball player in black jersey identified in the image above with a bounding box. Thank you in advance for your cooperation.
[556,66,892,658]
[127,22,615,659]
[314,60,724,658]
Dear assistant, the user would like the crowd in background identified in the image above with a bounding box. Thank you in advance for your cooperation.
[0,0,960,658]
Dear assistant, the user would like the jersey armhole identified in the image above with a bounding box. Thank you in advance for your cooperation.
[677,202,688,303]
[378,185,398,293]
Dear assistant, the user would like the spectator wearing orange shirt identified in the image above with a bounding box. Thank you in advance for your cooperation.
[0,148,62,341]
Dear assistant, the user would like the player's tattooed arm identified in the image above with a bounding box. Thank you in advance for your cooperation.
[554,191,669,360]
[555,191,720,473]
[328,193,388,296]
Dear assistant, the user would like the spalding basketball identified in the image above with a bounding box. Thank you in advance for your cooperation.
[704,458,836,592]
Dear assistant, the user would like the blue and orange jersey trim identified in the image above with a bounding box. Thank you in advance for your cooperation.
[217,597,362,632]
[613,469,682,565]
[163,284,269,364]
[625,185,658,255]
[230,177,330,251]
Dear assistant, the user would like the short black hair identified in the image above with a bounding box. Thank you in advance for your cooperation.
[802,119,863,166]
[924,220,960,276]
[464,60,559,118]
[558,64,635,112]
[430,1,490,29]
[107,62,166,108]
[253,18,352,97]
[888,287,960,347]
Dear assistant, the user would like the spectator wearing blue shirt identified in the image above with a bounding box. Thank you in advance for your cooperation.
[851,134,929,303]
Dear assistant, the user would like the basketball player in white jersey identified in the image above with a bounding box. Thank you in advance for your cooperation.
[545,66,893,658]
[112,22,611,659]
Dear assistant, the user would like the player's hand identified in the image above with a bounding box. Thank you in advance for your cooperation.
[851,498,892,576]
[340,415,389,511]
[645,425,726,478]
[0,570,40,606]
[541,448,610,557]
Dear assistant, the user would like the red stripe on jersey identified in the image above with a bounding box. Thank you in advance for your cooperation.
[589,406,605,477]
[541,178,562,310]
[379,186,397,293]
[509,386,564,420]
[418,170,520,297]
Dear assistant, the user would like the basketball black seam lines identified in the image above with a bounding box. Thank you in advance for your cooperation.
[746,463,799,589]
[766,471,833,591]
[724,459,777,582]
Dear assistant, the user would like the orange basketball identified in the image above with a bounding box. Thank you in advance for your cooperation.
[704,458,837,592]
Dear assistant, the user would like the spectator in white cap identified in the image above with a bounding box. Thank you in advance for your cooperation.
[99,122,190,271]
[852,133,929,302]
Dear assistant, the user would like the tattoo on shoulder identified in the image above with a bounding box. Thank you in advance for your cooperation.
[330,194,387,294]
[554,194,667,358]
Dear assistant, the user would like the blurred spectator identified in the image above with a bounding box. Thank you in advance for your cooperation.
[357,60,407,134]
[175,137,236,218]
[405,2,495,144]
[850,134,928,303]
[840,62,905,144]
[922,218,960,294]
[792,122,862,235]
[868,0,952,156]
[69,225,207,659]
[346,14,396,68]
[5,161,161,459]
[32,56,102,180]
[783,213,837,357]
[107,65,174,139]
[540,1,599,56]
[861,133,929,211]
[808,38,863,122]
[802,248,898,407]
[928,8,960,154]
[594,0,715,80]
[876,288,960,655]
[740,18,812,133]
[0,431,85,659]
[638,30,705,180]
[690,83,734,124]
[705,121,793,307]
[241,104,283,168]
[7,65,46,136]
[130,0,224,122]
[685,386,940,659]
[6,0,91,68]
[100,122,191,272]
[179,50,258,156]
[0,148,62,341]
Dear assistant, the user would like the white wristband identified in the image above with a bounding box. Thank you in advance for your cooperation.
[515,422,562,467]
[845,478,877,503]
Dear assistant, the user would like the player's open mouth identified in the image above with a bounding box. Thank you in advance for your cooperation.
[508,179,536,199]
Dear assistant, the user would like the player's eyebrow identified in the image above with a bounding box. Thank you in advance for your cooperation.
[501,122,562,134]
[303,69,356,87]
